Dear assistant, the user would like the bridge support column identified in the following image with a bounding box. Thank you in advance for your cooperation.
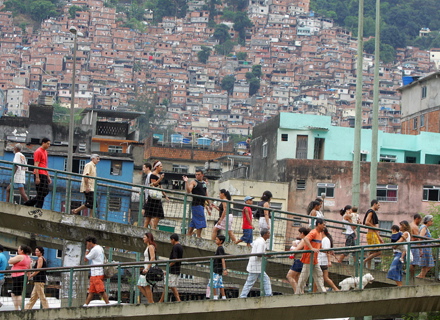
[60,240,87,307]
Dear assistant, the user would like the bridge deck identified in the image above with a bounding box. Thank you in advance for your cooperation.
[2,285,440,320]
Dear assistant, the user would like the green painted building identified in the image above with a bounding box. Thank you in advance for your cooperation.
[275,113,440,164]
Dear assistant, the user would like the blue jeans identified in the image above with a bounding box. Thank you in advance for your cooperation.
[239,272,272,298]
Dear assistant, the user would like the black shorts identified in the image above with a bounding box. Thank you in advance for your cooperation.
[11,275,24,295]
[320,265,328,271]
[84,191,95,209]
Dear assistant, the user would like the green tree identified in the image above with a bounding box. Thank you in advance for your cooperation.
[233,12,253,44]
[221,75,235,95]
[29,0,58,22]
[245,72,254,81]
[225,0,248,11]
[249,77,260,96]
[420,204,440,238]
[251,64,262,78]
[236,52,247,60]
[222,9,235,21]
[364,39,396,63]
[215,40,235,55]
[213,24,231,44]
[68,5,82,19]
[121,18,146,32]
[198,46,212,63]
[129,92,166,140]
[382,25,406,48]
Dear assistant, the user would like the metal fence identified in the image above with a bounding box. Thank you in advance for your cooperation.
[0,159,435,254]
[1,240,439,310]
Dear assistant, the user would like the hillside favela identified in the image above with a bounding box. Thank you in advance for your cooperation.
[0,0,440,319]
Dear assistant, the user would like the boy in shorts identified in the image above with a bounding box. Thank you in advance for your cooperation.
[210,235,228,299]
[235,196,254,247]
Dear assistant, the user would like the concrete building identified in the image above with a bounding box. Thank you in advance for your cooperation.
[249,112,440,224]
[399,71,440,135]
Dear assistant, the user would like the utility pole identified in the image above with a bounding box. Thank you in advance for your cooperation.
[370,0,381,200]
[352,0,364,208]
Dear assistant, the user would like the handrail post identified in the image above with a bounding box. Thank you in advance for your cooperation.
[260,255,267,296]
[269,210,275,251]
[307,252,314,292]
[8,163,16,202]
[405,242,411,285]
[225,201,230,243]
[68,267,74,307]
[117,264,122,304]
[164,262,170,302]
[92,178,97,218]
[181,194,188,234]
[209,258,214,299]
[65,175,72,214]
[358,247,365,289]
[105,185,110,220]
[138,187,145,226]
[22,272,28,310]
[51,172,58,211]
[355,225,361,245]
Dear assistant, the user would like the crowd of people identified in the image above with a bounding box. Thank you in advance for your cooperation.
[1,147,438,308]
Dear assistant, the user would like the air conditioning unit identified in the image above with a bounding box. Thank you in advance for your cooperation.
[78,143,87,153]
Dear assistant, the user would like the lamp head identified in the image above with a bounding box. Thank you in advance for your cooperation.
[69,26,77,34]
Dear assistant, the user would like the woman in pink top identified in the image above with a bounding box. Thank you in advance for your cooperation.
[8,245,32,310]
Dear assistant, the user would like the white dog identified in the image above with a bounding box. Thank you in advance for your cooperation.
[338,273,374,291]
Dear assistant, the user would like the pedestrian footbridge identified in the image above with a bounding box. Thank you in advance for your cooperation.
[2,285,440,320]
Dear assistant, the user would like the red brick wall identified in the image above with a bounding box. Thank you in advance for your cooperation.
[402,110,440,135]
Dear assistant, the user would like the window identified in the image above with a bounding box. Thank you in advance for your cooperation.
[423,186,440,201]
[379,154,396,162]
[111,160,122,175]
[377,184,398,202]
[56,250,63,259]
[109,197,121,211]
[172,164,188,174]
[413,117,418,130]
[421,86,427,99]
[379,221,393,235]
[281,133,288,141]
[297,179,306,190]
[64,159,87,173]
[317,183,335,198]
[360,153,367,161]
[262,139,268,158]
[420,114,425,127]
[109,145,123,153]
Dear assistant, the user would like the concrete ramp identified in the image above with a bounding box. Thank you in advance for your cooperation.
[0,202,251,258]
[2,285,440,320]
[0,203,416,289]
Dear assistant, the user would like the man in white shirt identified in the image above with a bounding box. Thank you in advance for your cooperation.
[83,236,110,306]
[6,143,29,203]
[239,228,272,298]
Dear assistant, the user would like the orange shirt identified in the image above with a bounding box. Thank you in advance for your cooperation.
[300,229,322,265]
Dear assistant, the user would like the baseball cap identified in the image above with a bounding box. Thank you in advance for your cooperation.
[244,196,254,201]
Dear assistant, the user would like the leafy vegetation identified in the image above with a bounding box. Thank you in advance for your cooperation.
[221,75,235,95]
[310,0,440,50]
[198,46,212,63]
[128,91,172,140]
[419,203,440,238]
[363,39,396,63]
[4,0,59,22]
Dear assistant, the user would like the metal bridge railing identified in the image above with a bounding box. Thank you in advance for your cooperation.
[1,239,439,310]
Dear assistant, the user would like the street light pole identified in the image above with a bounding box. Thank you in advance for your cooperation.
[67,26,78,173]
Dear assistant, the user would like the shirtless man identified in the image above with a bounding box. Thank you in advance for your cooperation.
[363,200,383,268]
[409,213,422,278]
